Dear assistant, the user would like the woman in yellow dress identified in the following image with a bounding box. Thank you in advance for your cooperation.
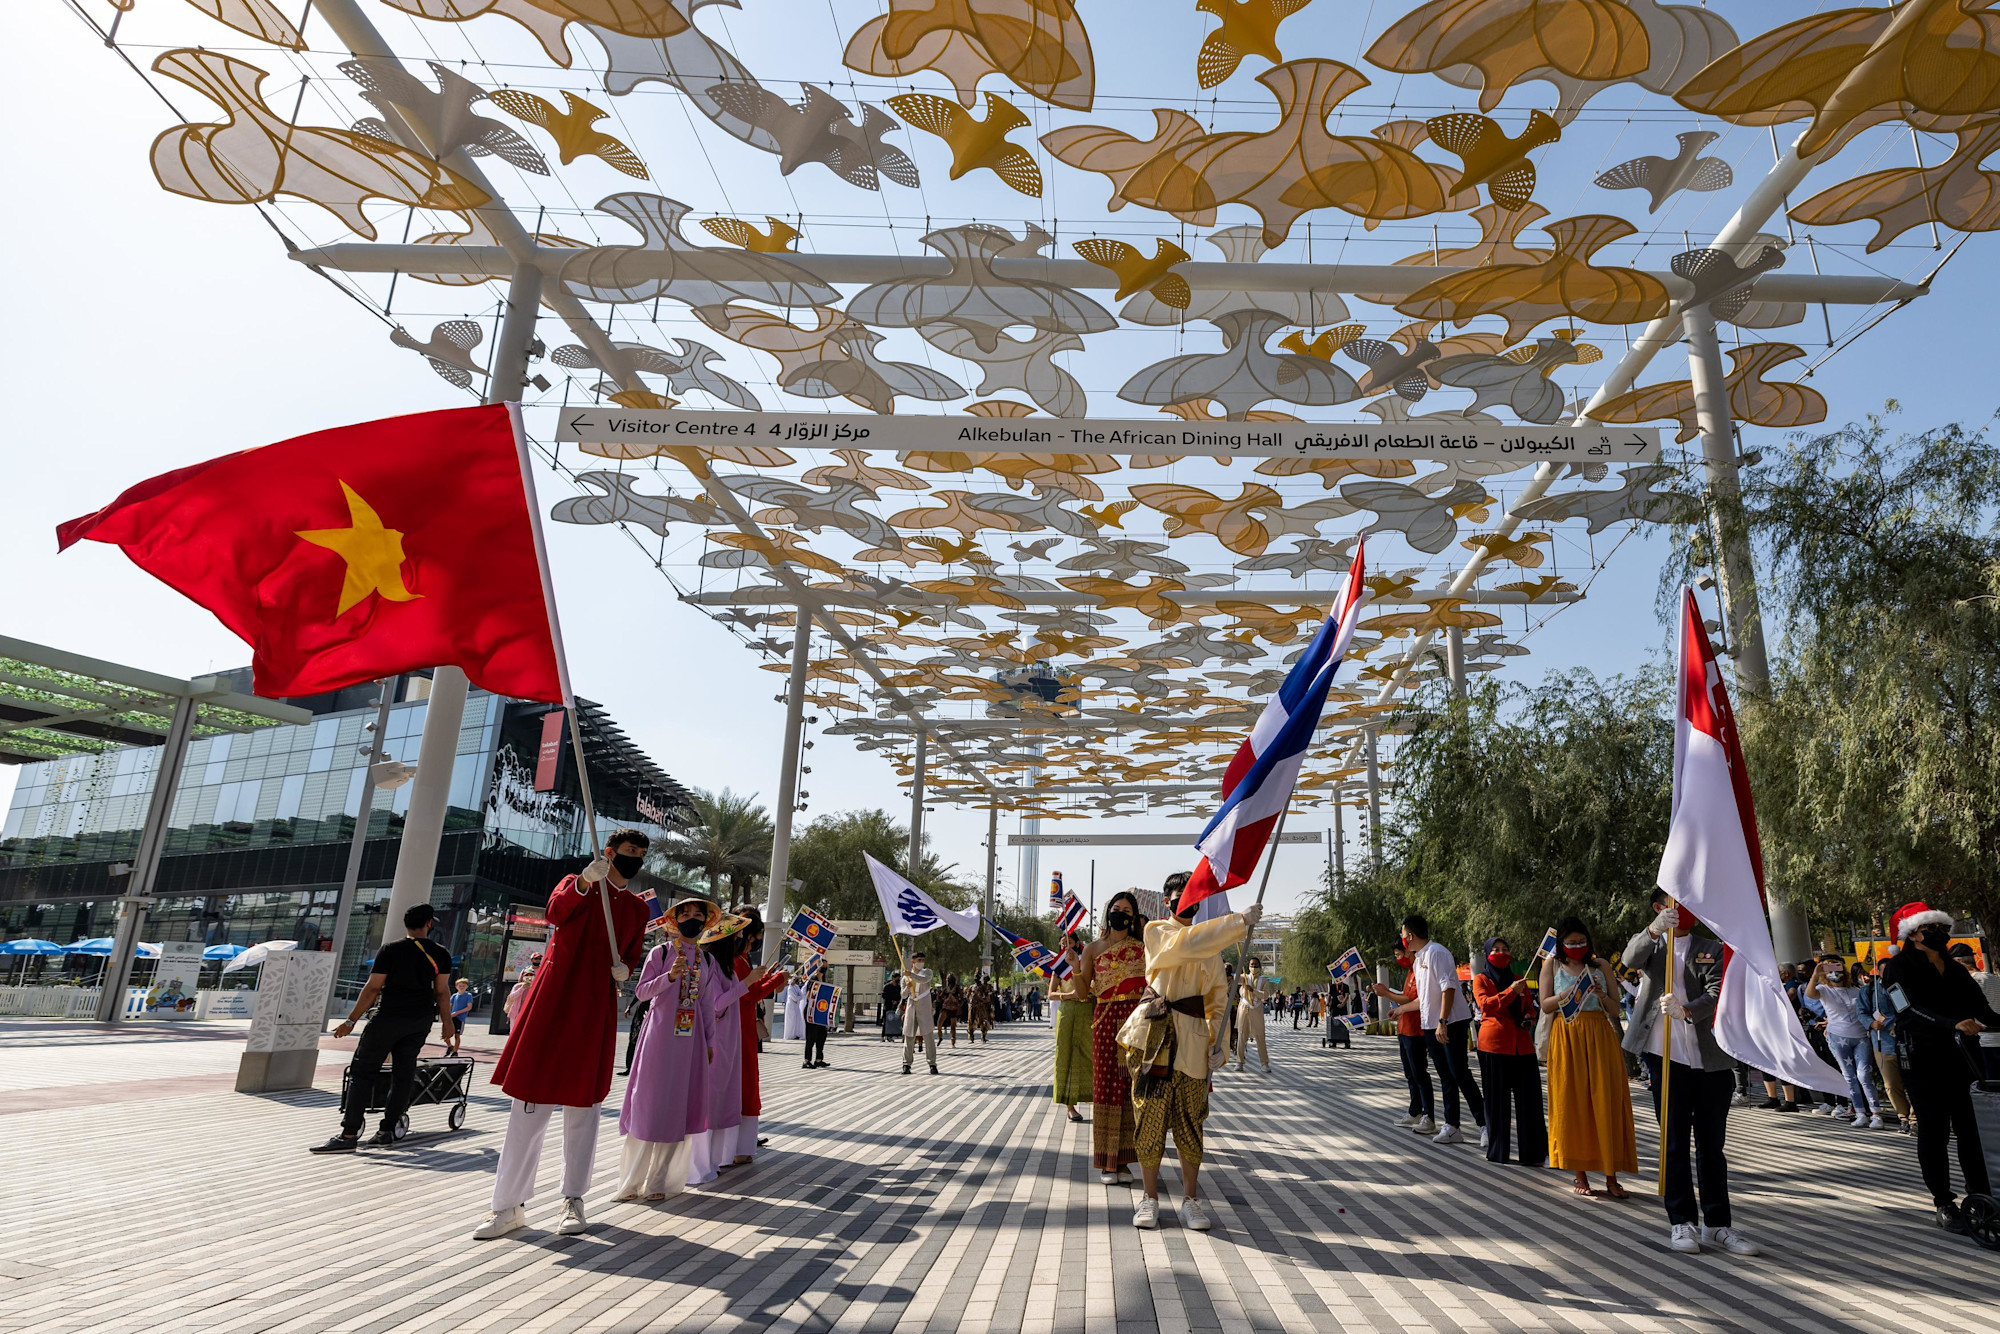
[1540,915,1637,1198]
[1050,937,1094,1122]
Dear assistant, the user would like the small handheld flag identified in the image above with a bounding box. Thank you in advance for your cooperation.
[1533,927,1560,964]
[1055,893,1087,937]
[1049,870,1065,913]
[1338,1012,1366,1030]
[1327,946,1365,981]
[808,983,840,1026]
[1559,969,1597,1021]
[799,953,827,990]
[639,886,665,921]
[786,907,838,954]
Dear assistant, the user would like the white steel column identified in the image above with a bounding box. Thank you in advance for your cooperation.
[981,803,998,973]
[761,613,812,964]
[906,727,927,877]
[1684,306,1772,695]
[1331,795,1345,895]
[1445,626,1466,703]
[96,693,199,1022]
[1364,728,1383,874]
[323,679,394,1020]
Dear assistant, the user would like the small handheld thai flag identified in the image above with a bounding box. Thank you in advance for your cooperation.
[1055,893,1087,937]
[809,983,840,1026]
[1049,870,1065,913]
[1559,969,1597,1021]
[1327,947,1365,981]
[1533,927,1560,964]
[786,907,837,954]
[1047,949,1075,982]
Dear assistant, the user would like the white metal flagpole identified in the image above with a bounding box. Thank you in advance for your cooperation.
[506,405,624,978]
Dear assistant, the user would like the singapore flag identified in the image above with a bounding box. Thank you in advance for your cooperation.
[1656,589,1843,1094]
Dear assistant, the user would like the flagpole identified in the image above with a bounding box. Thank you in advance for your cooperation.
[1657,901,1677,1197]
[507,406,621,972]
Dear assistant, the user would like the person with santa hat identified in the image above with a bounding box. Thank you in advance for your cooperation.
[1878,901,2000,1237]
[474,831,653,1240]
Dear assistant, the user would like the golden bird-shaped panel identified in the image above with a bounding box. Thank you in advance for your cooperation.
[383,0,688,68]
[1790,118,2000,252]
[1459,530,1552,569]
[1674,1,2000,158]
[149,49,488,238]
[1397,214,1670,337]
[890,91,1043,195]
[701,216,801,252]
[1425,110,1561,211]
[1589,342,1827,442]
[844,0,1096,111]
[1196,0,1315,87]
[487,89,648,177]
[1366,0,1651,111]
[1073,238,1193,306]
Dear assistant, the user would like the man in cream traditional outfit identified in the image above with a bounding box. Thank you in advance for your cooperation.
[1232,956,1276,1072]
[1130,871,1261,1231]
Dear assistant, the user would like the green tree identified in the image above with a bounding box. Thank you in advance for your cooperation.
[1293,669,1674,966]
[660,787,772,908]
[1719,418,2000,935]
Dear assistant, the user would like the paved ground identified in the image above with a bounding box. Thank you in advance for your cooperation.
[2,1015,1992,1333]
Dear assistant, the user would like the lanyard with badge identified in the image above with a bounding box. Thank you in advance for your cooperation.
[674,942,701,1037]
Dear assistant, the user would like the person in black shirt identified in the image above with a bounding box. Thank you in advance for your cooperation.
[1879,901,2000,1235]
[310,903,458,1152]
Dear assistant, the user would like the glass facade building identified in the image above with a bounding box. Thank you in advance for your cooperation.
[0,669,692,1001]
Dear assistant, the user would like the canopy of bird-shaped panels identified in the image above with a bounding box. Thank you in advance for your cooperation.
[91,0,1987,815]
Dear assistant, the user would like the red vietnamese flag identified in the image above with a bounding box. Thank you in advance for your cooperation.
[57,405,563,704]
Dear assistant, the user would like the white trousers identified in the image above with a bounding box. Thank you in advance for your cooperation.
[615,1136,692,1199]
[728,1114,760,1161]
[687,1128,721,1185]
[491,1100,599,1212]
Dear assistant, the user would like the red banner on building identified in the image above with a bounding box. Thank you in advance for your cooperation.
[534,709,565,791]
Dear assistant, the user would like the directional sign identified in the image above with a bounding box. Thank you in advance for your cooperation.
[823,949,878,966]
[830,919,879,936]
[554,407,1660,463]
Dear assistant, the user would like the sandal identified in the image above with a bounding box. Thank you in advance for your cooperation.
[1066,1107,1084,1123]
[644,1192,666,1202]
[1604,1181,1630,1200]
[1570,1177,1594,1197]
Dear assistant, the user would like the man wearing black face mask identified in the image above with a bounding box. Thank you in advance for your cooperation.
[476,830,652,1240]
[1879,901,2000,1236]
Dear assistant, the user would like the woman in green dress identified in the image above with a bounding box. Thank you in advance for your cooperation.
[1051,939,1094,1122]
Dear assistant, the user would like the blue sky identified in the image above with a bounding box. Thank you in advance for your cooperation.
[6,2,1994,917]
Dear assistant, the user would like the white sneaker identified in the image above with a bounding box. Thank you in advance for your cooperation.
[1411,1116,1436,1135]
[556,1197,588,1236]
[1100,1171,1119,1184]
[1668,1224,1702,1254]
[1115,1168,1135,1183]
[1479,1127,1491,1151]
[1181,1197,1214,1231]
[1702,1226,1761,1256]
[1868,1114,1884,1129]
[1134,1196,1160,1229]
[1431,1124,1462,1145]
[1395,1113,1421,1128]
[1260,1063,1271,1074]
[1729,1092,1752,1107]
[472,1205,526,1240]
[1850,1112,1870,1128]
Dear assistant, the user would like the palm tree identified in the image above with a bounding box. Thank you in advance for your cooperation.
[661,788,773,908]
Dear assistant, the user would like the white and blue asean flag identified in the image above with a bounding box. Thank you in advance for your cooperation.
[1327,947,1365,981]
[1182,541,1368,911]
[865,853,982,941]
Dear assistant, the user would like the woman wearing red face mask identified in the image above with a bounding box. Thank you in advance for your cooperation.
[1373,944,1436,1135]
[1541,916,1637,1197]
[1472,936,1546,1166]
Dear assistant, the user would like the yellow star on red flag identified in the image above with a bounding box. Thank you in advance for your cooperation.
[296,480,422,616]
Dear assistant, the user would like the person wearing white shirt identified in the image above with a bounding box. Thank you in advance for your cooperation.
[1400,914,1484,1147]
[900,953,938,1075]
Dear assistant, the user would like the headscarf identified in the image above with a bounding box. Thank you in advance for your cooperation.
[1479,935,1515,993]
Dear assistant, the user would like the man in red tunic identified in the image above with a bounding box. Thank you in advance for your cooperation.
[474,829,651,1239]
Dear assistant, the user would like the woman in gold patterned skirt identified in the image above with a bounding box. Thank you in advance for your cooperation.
[1051,938,1094,1122]
[1080,891,1147,1181]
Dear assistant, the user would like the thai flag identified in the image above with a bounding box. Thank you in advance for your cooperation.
[1046,948,1074,982]
[1182,542,1367,910]
[1327,946,1365,981]
[1055,893,1087,937]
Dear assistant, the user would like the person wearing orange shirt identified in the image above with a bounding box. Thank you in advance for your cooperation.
[1471,935,1546,1166]
[1373,946,1435,1135]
